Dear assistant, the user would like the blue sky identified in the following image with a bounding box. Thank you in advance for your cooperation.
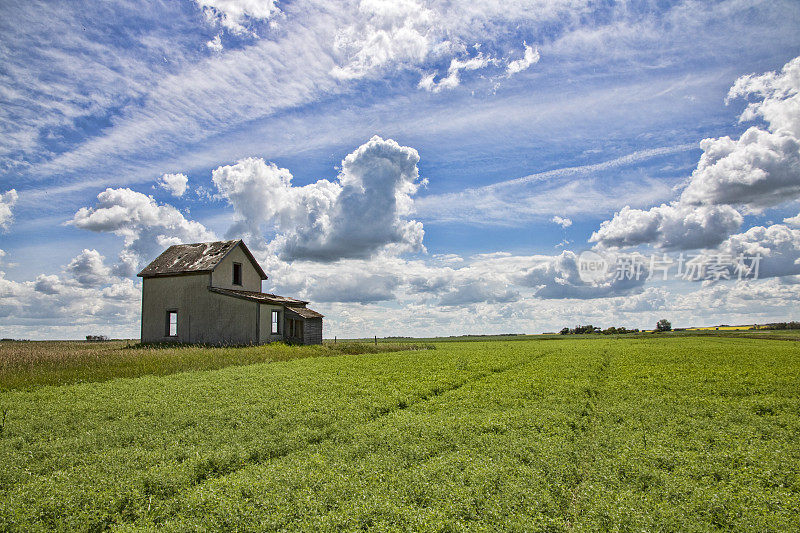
[1,0,800,339]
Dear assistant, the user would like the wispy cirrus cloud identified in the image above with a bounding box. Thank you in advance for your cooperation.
[418,51,495,93]
[11,0,707,187]
[0,0,203,172]
[31,18,340,181]
[414,144,692,224]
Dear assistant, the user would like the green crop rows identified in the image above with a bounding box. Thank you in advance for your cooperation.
[1,337,798,531]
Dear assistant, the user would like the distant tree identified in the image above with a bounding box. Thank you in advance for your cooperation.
[656,319,672,332]
[559,327,570,335]
[765,321,800,330]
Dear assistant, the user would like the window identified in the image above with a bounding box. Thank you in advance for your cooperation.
[232,263,242,286]
[271,310,280,334]
[288,318,303,339]
[166,310,178,337]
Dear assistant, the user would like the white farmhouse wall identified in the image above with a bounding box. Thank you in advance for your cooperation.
[141,273,258,344]
[258,303,285,343]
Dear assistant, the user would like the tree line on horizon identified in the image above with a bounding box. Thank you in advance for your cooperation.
[560,319,672,335]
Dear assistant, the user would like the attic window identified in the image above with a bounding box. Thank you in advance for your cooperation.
[233,263,242,286]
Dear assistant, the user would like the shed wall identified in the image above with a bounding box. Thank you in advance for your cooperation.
[304,318,323,345]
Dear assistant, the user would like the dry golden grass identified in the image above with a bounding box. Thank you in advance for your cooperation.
[0,340,130,368]
[0,340,432,390]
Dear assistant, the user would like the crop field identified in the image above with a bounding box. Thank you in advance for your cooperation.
[1,336,799,531]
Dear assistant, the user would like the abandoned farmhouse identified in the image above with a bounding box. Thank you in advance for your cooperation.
[138,240,323,345]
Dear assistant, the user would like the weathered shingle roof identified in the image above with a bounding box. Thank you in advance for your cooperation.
[287,306,324,319]
[209,287,310,306]
[137,240,267,279]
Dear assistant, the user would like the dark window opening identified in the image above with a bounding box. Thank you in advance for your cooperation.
[288,318,303,339]
[166,310,178,337]
[271,310,280,334]
[233,263,242,286]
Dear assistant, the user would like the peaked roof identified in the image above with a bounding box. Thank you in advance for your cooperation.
[137,240,267,279]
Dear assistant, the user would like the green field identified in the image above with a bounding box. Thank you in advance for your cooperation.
[1,337,799,531]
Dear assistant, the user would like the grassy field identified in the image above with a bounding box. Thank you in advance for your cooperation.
[0,340,432,391]
[0,337,798,531]
[355,329,800,343]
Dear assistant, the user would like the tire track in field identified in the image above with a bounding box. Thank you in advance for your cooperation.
[357,348,562,473]
[118,348,558,529]
[366,350,555,421]
[224,348,555,469]
[563,349,612,531]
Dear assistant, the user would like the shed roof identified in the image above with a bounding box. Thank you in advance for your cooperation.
[287,306,324,319]
[137,240,267,279]
[209,287,310,306]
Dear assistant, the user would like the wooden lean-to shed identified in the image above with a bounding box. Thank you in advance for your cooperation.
[137,240,323,345]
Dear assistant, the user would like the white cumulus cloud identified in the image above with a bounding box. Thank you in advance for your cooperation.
[680,127,800,211]
[157,172,189,197]
[70,188,215,276]
[213,135,425,261]
[195,0,280,34]
[506,42,540,76]
[515,250,648,299]
[0,270,141,338]
[718,222,800,279]
[591,55,800,250]
[332,0,442,80]
[66,249,112,287]
[784,212,800,227]
[206,34,224,53]
[0,189,18,231]
[727,55,800,137]
[308,272,400,304]
[590,203,743,250]
[438,279,519,306]
[33,274,62,295]
[551,215,572,228]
